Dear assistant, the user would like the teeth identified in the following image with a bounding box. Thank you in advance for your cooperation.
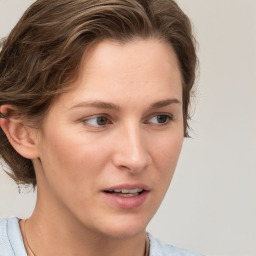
[112,188,143,193]
[106,188,144,196]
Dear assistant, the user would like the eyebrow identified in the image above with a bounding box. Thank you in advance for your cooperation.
[70,101,120,111]
[150,98,181,109]
[70,98,181,111]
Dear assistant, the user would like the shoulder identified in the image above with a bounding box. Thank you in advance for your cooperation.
[0,218,14,256]
[0,217,27,256]
[148,233,205,256]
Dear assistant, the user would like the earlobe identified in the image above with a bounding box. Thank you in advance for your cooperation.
[0,105,39,160]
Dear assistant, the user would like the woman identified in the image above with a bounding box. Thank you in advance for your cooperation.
[0,0,203,255]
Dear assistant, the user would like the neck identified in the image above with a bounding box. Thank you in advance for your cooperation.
[22,196,148,256]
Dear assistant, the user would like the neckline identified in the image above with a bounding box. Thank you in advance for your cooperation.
[8,217,152,256]
[7,217,28,256]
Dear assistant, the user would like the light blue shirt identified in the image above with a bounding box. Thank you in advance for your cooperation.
[0,217,204,256]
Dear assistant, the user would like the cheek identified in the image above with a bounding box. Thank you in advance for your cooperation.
[151,132,183,182]
[39,128,111,191]
[154,131,183,163]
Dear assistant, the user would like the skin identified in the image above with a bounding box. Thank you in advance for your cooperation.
[1,38,184,256]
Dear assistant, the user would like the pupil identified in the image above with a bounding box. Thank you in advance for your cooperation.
[97,117,107,125]
[157,115,167,123]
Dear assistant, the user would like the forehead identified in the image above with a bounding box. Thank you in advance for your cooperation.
[53,38,182,110]
[81,38,181,80]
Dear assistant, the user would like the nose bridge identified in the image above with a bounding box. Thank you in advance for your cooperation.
[113,121,150,172]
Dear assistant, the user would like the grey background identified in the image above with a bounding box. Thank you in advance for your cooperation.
[0,0,255,255]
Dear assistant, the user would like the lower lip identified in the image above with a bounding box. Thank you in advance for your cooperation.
[102,191,149,209]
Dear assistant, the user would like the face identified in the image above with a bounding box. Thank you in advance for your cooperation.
[34,38,184,238]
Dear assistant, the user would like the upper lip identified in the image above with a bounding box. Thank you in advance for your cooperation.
[103,183,150,192]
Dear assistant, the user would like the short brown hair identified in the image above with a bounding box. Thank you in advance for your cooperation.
[0,0,197,186]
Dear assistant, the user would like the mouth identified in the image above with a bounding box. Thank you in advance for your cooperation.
[102,184,150,209]
[103,188,145,197]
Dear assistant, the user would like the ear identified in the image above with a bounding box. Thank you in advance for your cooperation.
[0,105,39,159]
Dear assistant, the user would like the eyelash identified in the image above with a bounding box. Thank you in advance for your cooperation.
[81,113,174,128]
[82,115,112,127]
[146,113,174,125]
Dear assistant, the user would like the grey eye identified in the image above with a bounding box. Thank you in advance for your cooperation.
[156,115,169,123]
[84,116,109,126]
[149,114,172,124]
[96,116,108,125]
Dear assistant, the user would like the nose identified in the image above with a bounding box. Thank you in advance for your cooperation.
[112,124,151,173]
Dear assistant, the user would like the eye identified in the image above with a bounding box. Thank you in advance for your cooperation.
[83,116,110,127]
[148,114,173,125]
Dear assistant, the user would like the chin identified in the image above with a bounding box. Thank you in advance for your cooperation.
[96,214,151,239]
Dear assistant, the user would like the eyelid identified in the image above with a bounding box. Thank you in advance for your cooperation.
[79,112,174,128]
[144,112,174,125]
[81,114,113,127]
